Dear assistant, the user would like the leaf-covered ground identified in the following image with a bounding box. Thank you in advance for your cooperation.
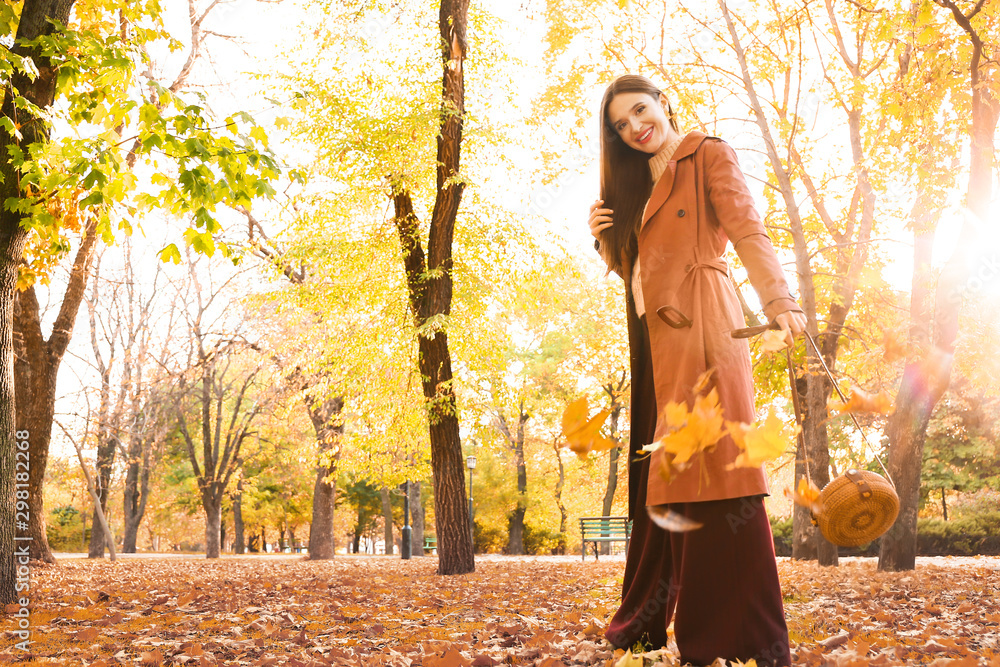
[1,555,998,666]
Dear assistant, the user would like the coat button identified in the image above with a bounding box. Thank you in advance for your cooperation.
[678,209,686,217]
[684,264,692,272]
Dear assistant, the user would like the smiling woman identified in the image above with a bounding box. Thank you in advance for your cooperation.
[587,74,806,666]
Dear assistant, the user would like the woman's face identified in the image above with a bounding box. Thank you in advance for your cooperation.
[606,91,676,154]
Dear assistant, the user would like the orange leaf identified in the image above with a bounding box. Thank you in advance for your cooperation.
[881,328,910,363]
[561,397,614,459]
[140,650,164,666]
[828,387,893,416]
[785,477,823,515]
[424,649,472,667]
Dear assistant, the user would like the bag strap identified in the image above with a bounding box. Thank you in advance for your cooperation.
[800,331,895,488]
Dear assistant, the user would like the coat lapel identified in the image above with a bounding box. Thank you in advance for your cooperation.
[640,131,709,230]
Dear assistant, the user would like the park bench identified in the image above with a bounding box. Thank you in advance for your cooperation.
[423,536,436,554]
[579,516,632,561]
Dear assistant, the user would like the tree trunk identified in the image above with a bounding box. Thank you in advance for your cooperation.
[204,492,222,559]
[380,487,394,555]
[1,0,80,600]
[799,372,838,566]
[422,331,474,573]
[390,0,473,576]
[0,231,28,603]
[880,226,937,571]
[552,440,568,555]
[122,430,153,553]
[601,375,626,554]
[88,432,117,558]
[506,404,528,556]
[122,433,142,553]
[941,489,947,521]
[307,396,342,560]
[410,480,425,556]
[233,478,245,555]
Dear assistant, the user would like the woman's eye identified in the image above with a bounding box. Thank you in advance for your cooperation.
[637,105,645,114]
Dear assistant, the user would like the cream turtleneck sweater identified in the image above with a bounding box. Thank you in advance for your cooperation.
[633,133,685,317]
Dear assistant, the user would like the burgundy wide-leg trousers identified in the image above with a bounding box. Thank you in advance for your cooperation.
[606,316,791,667]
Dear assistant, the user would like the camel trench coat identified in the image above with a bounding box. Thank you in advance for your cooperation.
[616,131,801,506]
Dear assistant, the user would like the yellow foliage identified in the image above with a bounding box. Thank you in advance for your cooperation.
[561,397,614,460]
[727,411,798,468]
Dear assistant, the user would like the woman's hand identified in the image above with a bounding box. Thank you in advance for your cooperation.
[775,310,807,347]
[588,199,614,239]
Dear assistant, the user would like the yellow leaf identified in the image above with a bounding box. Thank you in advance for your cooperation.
[662,401,689,429]
[653,391,725,464]
[561,398,613,460]
[828,387,893,416]
[727,411,797,468]
[785,477,823,515]
[614,649,642,667]
[657,428,702,465]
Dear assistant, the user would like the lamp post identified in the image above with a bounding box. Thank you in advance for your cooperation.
[401,480,411,560]
[466,454,477,548]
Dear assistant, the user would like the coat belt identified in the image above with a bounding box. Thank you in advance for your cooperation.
[655,257,730,329]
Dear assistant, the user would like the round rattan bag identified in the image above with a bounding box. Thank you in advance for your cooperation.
[816,469,899,547]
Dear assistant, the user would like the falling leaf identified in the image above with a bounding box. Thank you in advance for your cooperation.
[759,328,790,353]
[691,367,716,395]
[727,411,797,468]
[560,397,614,459]
[656,389,726,466]
[647,505,703,532]
[828,387,894,416]
[785,477,824,515]
[882,328,910,363]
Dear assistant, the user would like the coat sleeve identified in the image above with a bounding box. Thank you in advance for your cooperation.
[703,139,801,321]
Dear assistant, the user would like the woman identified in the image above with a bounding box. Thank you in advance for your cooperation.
[588,75,805,667]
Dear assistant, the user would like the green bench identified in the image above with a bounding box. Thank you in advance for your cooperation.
[423,536,436,554]
[579,516,632,561]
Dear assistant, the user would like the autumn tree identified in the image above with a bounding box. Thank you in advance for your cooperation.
[274,0,534,573]
[880,0,1000,571]
[172,258,277,558]
[1,0,282,594]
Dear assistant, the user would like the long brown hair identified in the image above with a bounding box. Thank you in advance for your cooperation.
[598,75,679,276]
